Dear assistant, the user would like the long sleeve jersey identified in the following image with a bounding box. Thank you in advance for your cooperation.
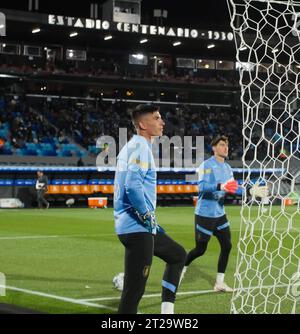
[114,135,156,235]
[195,156,242,218]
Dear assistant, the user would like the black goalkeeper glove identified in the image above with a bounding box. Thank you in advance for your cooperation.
[134,210,157,235]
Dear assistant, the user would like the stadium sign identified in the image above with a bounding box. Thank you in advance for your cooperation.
[48,15,234,41]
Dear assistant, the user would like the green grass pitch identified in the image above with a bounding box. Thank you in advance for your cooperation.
[0,206,299,314]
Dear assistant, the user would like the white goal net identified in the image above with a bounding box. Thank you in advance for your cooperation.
[228,0,300,314]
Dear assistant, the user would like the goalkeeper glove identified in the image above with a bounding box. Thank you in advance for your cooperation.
[135,210,157,235]
[220,179,238,194]
[249,181,269,198]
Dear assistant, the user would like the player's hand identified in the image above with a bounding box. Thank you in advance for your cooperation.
[135,210,157,234]
[221,179,238,194]
[249,181,269,198]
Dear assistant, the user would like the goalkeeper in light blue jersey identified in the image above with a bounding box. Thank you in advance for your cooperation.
[180,136,238,292]
[114,104,186,314]
[180,135,268,292]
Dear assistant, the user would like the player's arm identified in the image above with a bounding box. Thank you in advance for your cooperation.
[198,163,217,193]
[219,165,239,194]
[198,163,236,194]
[125,158,157,234]
[124,159,148,215]
[124,149,157,232]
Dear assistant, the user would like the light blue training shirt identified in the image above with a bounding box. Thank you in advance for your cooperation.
[114,135,157,235]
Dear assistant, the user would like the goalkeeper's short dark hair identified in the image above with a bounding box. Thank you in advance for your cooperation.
[211,135,229,147]
[131,104,159,128]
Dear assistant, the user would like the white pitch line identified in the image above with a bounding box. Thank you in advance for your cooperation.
[0,233,116,240]
[0,235,60,240]
[80,283,292,303]
[0,231,242,241]
[0,285,117,312]
[80,288,217,302]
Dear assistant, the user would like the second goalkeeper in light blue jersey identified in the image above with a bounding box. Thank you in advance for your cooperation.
[195,155,242,218]
[181,135,239,292]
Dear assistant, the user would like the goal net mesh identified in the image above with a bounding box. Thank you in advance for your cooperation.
[227,0,300,314]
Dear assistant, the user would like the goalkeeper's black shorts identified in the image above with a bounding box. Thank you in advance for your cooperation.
[194,214,230,242]
[117,231,186,314]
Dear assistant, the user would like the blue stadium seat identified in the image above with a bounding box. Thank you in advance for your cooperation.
[60,150,73,157]
[40,149,57,156]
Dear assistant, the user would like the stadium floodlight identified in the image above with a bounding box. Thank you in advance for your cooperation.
[140,38,148,44]
[104,35,112,40]
[228,0,300,315]
[69,32,78,38]
[207,43,215,49]
[32,28,41,34]
[173,41,181,46]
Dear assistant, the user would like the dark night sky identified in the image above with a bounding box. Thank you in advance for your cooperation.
[0,0,232,30]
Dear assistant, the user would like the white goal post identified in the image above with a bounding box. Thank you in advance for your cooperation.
[227,0,300,314]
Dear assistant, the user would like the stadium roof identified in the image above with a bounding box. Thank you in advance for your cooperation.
[0,0,236,59]
[0,0,232,30]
